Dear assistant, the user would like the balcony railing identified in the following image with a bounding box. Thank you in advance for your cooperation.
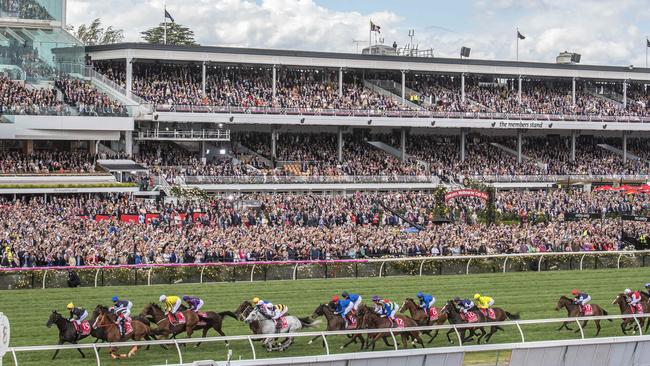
[468,174,650,183]
[136,129,231,141]
[181,175,438,185]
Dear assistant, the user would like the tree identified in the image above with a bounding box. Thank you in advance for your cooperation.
[141,22,197,46]
[72,18,124,45]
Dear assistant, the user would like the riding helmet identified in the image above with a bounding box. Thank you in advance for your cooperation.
[66,303,74,310]
[112,296,119,302]
[372,295,381,302]
[341,291,349,298]
[417,292,424,298]
[159,295,167,302]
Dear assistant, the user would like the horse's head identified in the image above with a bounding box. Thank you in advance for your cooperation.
[612,294,626,306]
[326,301,337,310]
[312,304,326,317]
[555,296,572,311]
[401,298,416,313]
[236,301,253,321]
[244,308,262,324]
[46,310,61,328]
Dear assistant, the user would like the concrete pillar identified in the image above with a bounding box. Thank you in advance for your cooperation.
[272,65,277,99]
[401,70,406,104]
[570,131,576,162]
[271,131,277,159]
[623,81,627,108]
[400,128,407,162]
[125,57,133,100]
[460,129,466,162]
[202,62,207,96]
[517,130,522,164]
[201,141,206,159]
[461,73,466,103]
[623,133,628,164]
[338,68,343,97]
[572,77,576,106]
[517,76,522,105]
[124,131,133,156]
[89,140,98,155]
[337,127,343,162]
[24,140,33,154]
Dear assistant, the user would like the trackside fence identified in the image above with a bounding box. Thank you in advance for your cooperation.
[0,250,649,289]
[5,314,650,365]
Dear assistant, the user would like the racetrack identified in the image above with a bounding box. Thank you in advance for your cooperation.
[3,268,648,365]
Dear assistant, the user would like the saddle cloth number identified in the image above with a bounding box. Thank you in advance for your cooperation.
[428,307,439,321]
[75,320,91,336]
[168,312,186,325]
[393,318,405,328]
[275,317,288,329]
[346,315,357,329]
[582,304,593,316]
[462,312,479,323]
[124,320,133,335]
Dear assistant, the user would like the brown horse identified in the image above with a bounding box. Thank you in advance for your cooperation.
[400,298,448,344]
[611,293,648,334]
[92,307,152,359]
[358,304,424,351]
[309,303,369,350]
[555,296,610,336]
[141,303,199,340]
[474,305,520,343]
[441,300,487,344]
[234,301,262,335]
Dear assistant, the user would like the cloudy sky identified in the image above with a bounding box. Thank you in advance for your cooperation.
[67,0,650,66]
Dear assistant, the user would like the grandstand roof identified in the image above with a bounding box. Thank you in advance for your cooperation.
[82,42,650,81]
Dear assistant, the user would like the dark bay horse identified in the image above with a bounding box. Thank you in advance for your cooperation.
[474,305,520,343]
[611,293,649,334]
[90,305,151,343]
[400,298,448,343]
[441,300,487,344]
[92,307,152,359]
[141,303,199,340]
[234,301,262,335]
[555,296,610,336]
[46,311,89,359]
[357,304,423,351]
[309,303,368,350]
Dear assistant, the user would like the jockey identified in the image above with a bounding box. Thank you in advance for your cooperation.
[111,296,132,336]
[66,303,87,328]
[372,296,398,320]
[341,291,362,311]
[183,295,204,312]
[454,296,474,314]
[644,284,650,298]
[159,295,182,323]
[474,293,495,314]
[253,297,275,317]
[624,288,642,312]
[417,292,436,313]
[332,295,353,327]
[571,289,591,307]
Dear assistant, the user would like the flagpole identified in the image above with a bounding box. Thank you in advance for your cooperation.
[646,37,648,68]
[516,28,519,61]
[163,3,167,45]
[369,20,372,54]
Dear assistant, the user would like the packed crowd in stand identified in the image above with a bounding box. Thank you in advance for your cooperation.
[55,76,128,116]
[0,151,96,174]
[93,62,650,116]
[0,190,648,267]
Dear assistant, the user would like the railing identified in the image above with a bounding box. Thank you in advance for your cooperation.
[468,174,650,183]
[137,129,231,140]
[182,175,439,185]
[6,314,650,365]
[1,251,648,289]
[153,104,650,122]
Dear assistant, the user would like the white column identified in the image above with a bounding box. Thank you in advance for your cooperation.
[202,62,206,96]
[124,131,133,156]
[337,127,343,162]
[517,76,522,105]
[400,128,407,162]
[623,133,628,164]
[461,73,466,103]
[271,131,277,159]
[338,68,343,97]
[623,81,627,108]
[125,57,133,100]
[571,77,576,106]
[571,131,576,162]
[517,130,522,164]
[460,129,466,162]
[401,70,406,104]
[272,65,277,99]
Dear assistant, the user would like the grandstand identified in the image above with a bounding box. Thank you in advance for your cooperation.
[2,1,650,365]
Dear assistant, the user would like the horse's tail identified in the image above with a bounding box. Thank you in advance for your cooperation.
[602,309,612,321]
[218,311,239,320]
[505,311,520,320]
[299,317,322,328]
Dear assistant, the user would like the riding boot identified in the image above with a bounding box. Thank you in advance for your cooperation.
[275,319,282,334]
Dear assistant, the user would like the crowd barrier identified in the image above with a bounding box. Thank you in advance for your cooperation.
[0,250,649,289]
[5,314,650,365]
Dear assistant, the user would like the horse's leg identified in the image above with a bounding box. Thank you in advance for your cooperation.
[427,329,439,344]
[400,334,409,349]
[52,340,63,360]
[446,328,455,343]
[214,326,229,348]
[594,320,601,337]
[308,334,321,345]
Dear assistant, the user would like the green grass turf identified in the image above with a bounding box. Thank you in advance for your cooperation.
[2,267,649,365]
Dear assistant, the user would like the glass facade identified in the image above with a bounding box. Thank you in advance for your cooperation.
[0,0,63,22]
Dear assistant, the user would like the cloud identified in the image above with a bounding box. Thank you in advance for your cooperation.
[66,0,650,66]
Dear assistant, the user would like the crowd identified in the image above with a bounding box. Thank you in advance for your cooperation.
[0,151,96,174]
[92,62,650,117]
[0,76,64,115]
[55,76,128,117]
[0,191,647,267]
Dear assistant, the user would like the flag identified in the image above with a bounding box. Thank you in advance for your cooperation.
[165,8,175,23]
[370,21,381,33]
[517,30,526,40]
[647,38,650,47]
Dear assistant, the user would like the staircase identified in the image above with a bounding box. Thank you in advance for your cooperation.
[363,80,425,110]
[366,140,432,173]
[585,85,624,106]
[597,144,644,162]
[490,142,546,169]
[233,142,272,167]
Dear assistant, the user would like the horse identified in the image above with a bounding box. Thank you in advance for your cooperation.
[441,300,487,344]
[357,304,424,351]
[141,303,200,341]
[611,293,648,334]
[234,301,262,335]
[142,303,237,347]
[555,296,610,336]
[92,306,152,359]
[400,298,448,343]
[90,305,152,344]
[474,305,520,343]
[309,303,368,350]
[244,307,321,351]
[46,311,89,360]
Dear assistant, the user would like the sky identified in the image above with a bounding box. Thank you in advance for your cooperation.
[66,0,650,66]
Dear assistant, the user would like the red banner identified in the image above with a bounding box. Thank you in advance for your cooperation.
[145,213,159,223]
[445,189,489,202]
[95,215,111,222]
[120,214,139,223]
